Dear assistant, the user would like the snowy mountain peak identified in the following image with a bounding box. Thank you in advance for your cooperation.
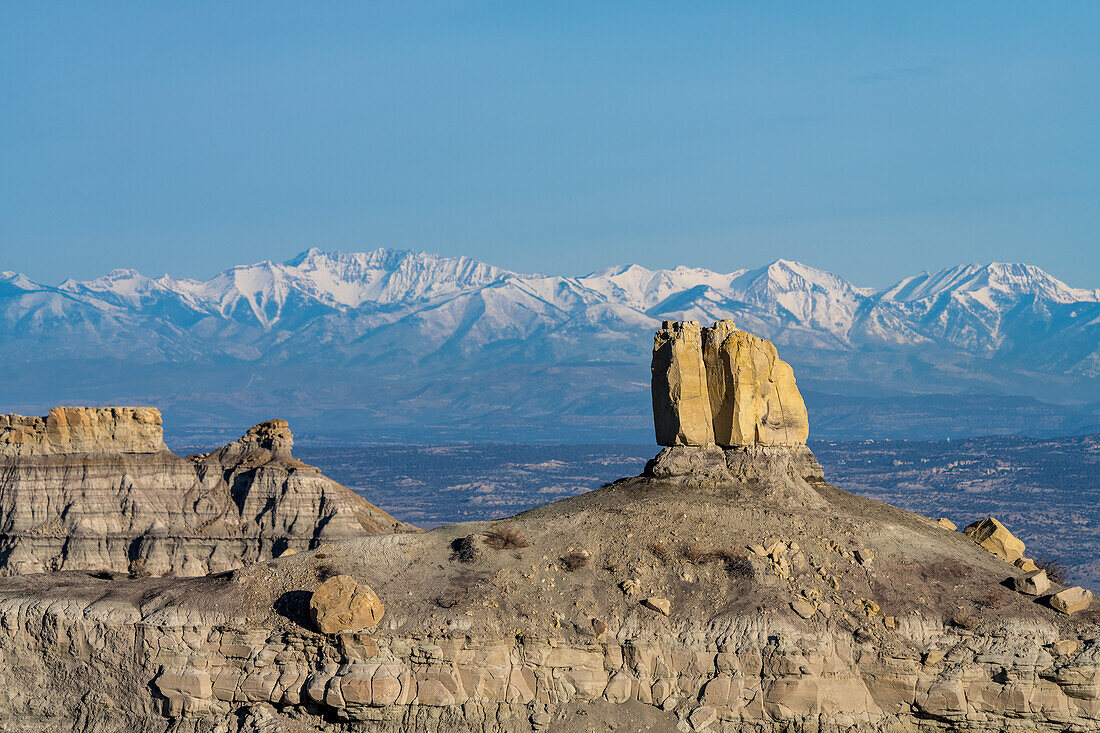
[0,272,39,290]
[576,263,744,312]
[284,247,325,266]
[67,268,151,288]
[758,259,860,293]
[979,262,1100,303]
[148,248,514,327]
[283,248,511,307]
[56,268,190,308]
[585,263,653,279]
[726,260,864,307]
[2,251,1097,367]
[883,262,1100,304]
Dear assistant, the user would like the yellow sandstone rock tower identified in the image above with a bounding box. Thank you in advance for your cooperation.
[650,321,714,446]
[652,320,809,447]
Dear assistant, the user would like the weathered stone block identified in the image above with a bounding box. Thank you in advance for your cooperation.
[651,321,714,446]
[964,518,1025,563]
[1051,587,1092,615]
[701,321,809,446]
[154,668,212,701]
[1013,569,1050,596]
[603,672,632,703]
[309,575,384,634]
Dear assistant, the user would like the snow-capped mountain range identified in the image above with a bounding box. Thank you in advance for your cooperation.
[2,248,1099,442]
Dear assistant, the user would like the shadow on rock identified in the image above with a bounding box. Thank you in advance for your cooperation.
[273,590,313,630]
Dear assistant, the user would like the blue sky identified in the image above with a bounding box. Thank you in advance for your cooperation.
[1,2,1097,287]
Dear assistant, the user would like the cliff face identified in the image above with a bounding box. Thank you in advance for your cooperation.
[0,407,415,577]
[0,406,167,456]
[652,320,810,448]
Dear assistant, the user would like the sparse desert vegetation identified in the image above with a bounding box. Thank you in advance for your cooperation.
[647,541,671,561]
[1036,557,1069,585]
[560,550,590,571]
[299,434,1100,587]
[483,525,529,550]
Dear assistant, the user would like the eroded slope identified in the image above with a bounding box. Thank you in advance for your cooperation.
[0,446,1095,732]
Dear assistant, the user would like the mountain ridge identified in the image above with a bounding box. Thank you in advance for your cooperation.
[10,248,1100,326]
[3,248,1099,441]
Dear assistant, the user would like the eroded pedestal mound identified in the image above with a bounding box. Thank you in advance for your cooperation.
[0,444,1095,733]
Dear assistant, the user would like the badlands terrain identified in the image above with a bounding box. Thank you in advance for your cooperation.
[0,407,414,576]
[0,322,1095,732]
[3,444,1098,732]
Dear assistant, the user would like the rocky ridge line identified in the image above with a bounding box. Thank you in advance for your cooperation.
[0,407,416,577]
[0,406,167,456]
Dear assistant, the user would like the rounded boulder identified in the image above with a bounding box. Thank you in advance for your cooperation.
[309,574,384,634]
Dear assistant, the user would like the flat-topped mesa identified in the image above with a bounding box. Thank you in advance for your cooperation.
[0,409,416,576]
[0,406,168,457]
[651,320,809,449]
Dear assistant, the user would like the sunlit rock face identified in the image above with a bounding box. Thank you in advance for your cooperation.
[702,321,809,447]
[652,321,809,448]
[651,321,714,447]
[0,406,167,457]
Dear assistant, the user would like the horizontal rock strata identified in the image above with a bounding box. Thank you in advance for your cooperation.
[0,407,416,577]
[1,587,1097,733]
[0,406,167,456]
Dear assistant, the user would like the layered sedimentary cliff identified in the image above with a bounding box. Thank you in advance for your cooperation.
[0,332,1095,733]
[0,407,415,577]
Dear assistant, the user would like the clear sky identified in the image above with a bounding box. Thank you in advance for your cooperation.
[1,2,1097,288]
